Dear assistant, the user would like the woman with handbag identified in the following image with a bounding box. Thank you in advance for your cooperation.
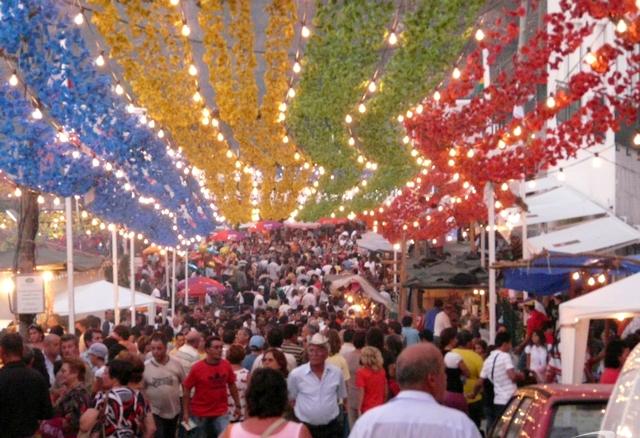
[40,357,91,438]
[220,368,311,438]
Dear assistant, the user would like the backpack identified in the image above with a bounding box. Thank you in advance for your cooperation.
[483,352,500,407]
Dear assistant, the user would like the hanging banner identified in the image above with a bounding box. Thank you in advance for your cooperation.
[16,275,45,314]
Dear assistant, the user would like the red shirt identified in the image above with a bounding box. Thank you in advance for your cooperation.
[183,359,235,417]
[355,367,387,413]
[526,310,548,337]
[600,367,621,384]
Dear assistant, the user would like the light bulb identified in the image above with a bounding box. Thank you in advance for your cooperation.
[282,135,289,144]
[14,188,21,197]
[348,137,355,146]
[71,150,80,159]
[292,62,301,73]
[587,277,596,287]
[388,32,398,46]
[37,195,45,204]
[57,131,69,143]
[513,125,522,136]
[181,23,191,37]
[416,104,423,114]
[475,29,485,41]
[74,12,84,25]
[188,64,198,76]
[217,132,224,142]
[301,25,311,38]
[226,150,234,159]
[452,68,461,79]
[170,0,179,5]
[557,168,566,181]
[357,155,364,164]
[104,162,113,171]
[633,133,640,147]
[358,103,366,113]
[368,81,377,93]
[192,90,202,102]
[501,182,509,191]
[345,114,352,124]
[115,169,124,179]
[287,88,296,98]
[31,108,43,120]
[403,136,410,144]
[616,19,628,33]
[211,118,219,127]
[397,114,404,122]
[294,152,301,161]
[498,139,506,149]
[157,130,165,138]
[467,149,475,158]
[8,72,18,87]
[124,183,132,191]
[433,91,441,101]
[279,102,287,112]
[597,274,606,284]
[115,83,124,95]
[95,54,105,67]
[585,51,597,66]
[571,272,580,281]
[92,158,100,167]
[546,96,556,108]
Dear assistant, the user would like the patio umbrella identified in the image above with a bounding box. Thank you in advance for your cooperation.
[318,217,349,226]
[256,220,283,232]
[210,229,247,242]
[177,276,225,297]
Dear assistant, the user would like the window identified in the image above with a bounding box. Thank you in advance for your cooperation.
[490,397,523,438]
[505,397,533,438]
[548,402,608,438]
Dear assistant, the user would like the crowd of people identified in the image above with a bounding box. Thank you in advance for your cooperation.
[0,226,638,438]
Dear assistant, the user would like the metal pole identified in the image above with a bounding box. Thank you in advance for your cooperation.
[487,183,497,344]
[130,236,135,321]
[112,227,120,325]
[65,198,75,334]
[171,249,177,315]
[164,251,170,300]
[480,226,486,268]
[521,179,529,260]
[184,251,189,304]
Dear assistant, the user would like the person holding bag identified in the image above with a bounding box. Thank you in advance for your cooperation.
[220,368,311,438]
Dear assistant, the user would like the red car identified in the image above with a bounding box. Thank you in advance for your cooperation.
[488,384,612,438]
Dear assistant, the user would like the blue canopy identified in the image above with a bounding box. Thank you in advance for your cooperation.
[501,252,640,295]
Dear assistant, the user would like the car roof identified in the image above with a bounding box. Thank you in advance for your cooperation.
[517,384,613,401]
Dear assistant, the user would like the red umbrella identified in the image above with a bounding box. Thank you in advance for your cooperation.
[209,229,247,242]
[318,217,349,225]
[255,220,283,232]
[177,276,225,297]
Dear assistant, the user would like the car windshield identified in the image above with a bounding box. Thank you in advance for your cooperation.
[548,402,607,438]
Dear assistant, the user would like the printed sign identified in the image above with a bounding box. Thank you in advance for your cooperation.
[16,275,44,314]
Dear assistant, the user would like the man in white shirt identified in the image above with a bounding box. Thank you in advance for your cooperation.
[433,304,453,343]
[301,287,317,308]
[472,331,522,432]
[288,334,347,437]
[172,331,202,376]
[350,343,480,438]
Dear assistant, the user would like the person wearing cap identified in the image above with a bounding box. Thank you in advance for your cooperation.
[287,333,347,438]
[87,342,108,393]
[243,335,265,371]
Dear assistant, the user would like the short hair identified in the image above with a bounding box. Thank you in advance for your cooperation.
[61,334,78,346]
[283,324,298,340]
[343,328,355,344]
[352,331,366,349]
[326,329,342,356]
[28,324,44,336]
[366,327,385,352]
[434,299,444,308]
[113,325,130,340]
[245,368,288,418]
[1,333,23,356]
[396,345,442,389]
[116,351,144,384]
[83,328,98,345]
[227,344,246,365]
[222,329,236,345]
[495,331,512,348]
[439,327,458,350]
[401,316,413,327]
[420,329,434,343]
[107,359,133,385]
[266,327,283,348]
[150,332,167,346]
[63,357,86,381]
[456,330,473,347]
[604,339,626,369]
[388,321,402,335]
[204,335,222,349]
[360,346,383,371]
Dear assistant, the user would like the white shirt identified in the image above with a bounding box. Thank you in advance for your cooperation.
[433,311,451,337]
[349,390,481,438]
[525,344,548,377]
[301,292,317,308]
[339,343,355,358]
[480,350,517,405]
[287,363,347,426]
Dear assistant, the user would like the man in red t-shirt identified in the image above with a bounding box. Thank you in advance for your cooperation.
[525,301,548,338]
[182,335,241,436]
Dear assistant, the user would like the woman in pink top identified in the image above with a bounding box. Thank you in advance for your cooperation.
[221,368,311,438]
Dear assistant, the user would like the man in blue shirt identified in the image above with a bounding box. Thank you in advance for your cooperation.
[424,299,443,333]
[402,315,421,346]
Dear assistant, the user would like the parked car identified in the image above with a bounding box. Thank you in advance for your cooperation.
[600,342,640,437]
[488,384,612,438]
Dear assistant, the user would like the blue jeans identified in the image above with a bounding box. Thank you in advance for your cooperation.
[188,415,229,438]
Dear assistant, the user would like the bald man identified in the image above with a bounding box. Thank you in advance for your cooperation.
[349,343,480,438]
[42,334,61,386]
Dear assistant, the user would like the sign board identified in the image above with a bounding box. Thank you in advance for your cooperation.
[16,275,44,314]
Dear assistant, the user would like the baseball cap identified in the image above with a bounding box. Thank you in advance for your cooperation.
[309,333,329,348]
[249,335,265,350]
[87,342,108,360]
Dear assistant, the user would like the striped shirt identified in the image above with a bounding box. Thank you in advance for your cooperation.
[479,350,516,405]
[282,341,305,364]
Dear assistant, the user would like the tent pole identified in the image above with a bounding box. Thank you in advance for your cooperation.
[130,236,135,322]
[65,197,75,334]
[184,251,189,304]
[487,183,497,344]
[112,227,120,325]
[521,179,529,260]
[171,249,176,316]
[164,250,169,301]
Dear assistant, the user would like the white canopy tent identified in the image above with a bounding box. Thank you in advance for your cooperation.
[559,273,640,383]
[514,185,605,226]
[527,216,640,254]
[356,232,394,252]
[326,274,393,309]
[54,280,168,318]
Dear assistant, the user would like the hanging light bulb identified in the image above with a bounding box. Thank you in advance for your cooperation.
[546,95,556,108]
[294,152,301,161]
[287,88,296,98]
[416,104,423,114]
[475,29,485,41]
[53,197,60,206]
[433,91,441,101]
[188,64,198,76]
[403,136,410,144]
[498,139,506,149]
[181,23,191,37]
[31,108,43,120]
[348,137,355,146]
[592,152,602,168]
[74,12,85,25]
[211,118,219,128]
[115,83,124,95]
[358,103,366,113]
[282,135,289,144]
[501,182,509,191]
[633,133,640,147]
[616,19,628,33]
[92,158,100,167]
[157,129,165,139]
[301,25,311,38]
[388,32,398,46]
[95,53,105,67]
[585,49,597,66]
[192,90,202,103]
[14,188,22,197]
[217,132,224,141]
[345,114,352,124]
[368,81,377,93]
[279,102,287,112]
[104,162,113,171]
[37,195,45,204]
[8,72,18,87]
[71,150,80,159]
[557,168,566,181]
[467,149,475,158]
[452,68,461,79]
[513,125,522,137]
[397,114,404,123]
[292,62,301,73]
[170,0,180,5]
